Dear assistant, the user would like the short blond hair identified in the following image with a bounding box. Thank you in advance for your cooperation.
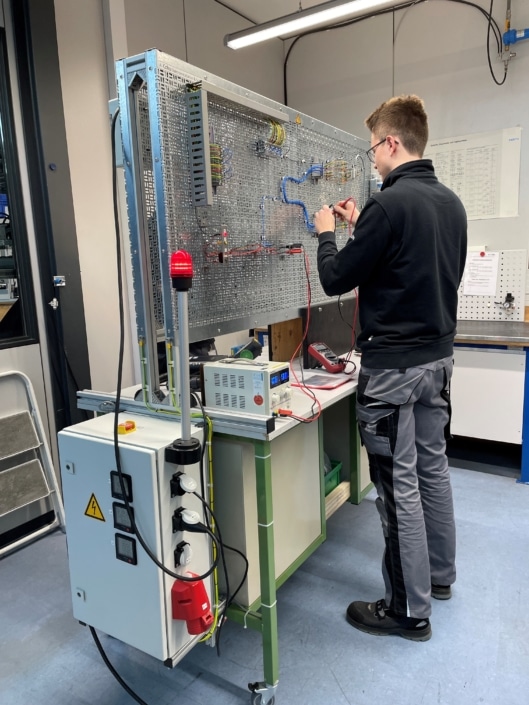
[365,95,428,157]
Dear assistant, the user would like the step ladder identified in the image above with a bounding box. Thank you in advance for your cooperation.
[0,370,65,556]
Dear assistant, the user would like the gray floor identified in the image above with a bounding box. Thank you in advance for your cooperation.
[1,465,528,705]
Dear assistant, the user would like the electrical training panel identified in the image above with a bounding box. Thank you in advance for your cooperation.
[116,50,370,344]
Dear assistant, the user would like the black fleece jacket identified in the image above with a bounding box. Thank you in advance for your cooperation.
[317,160,467,368]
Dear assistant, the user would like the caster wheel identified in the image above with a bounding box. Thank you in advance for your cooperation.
[250,694,275,705]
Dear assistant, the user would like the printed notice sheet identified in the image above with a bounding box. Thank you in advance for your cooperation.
[425,127,521,220]
[461,251,500,296]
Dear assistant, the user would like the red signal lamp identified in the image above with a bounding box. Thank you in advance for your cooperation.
[170,250,193,291]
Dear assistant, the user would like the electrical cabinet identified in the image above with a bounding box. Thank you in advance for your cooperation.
[451,347,525,443]
[58,413,211,665]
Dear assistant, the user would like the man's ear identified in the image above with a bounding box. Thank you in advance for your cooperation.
[386,135,399,153]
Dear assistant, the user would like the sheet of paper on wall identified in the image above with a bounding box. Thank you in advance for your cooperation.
[461,251,500,296]
[425,127,521,220]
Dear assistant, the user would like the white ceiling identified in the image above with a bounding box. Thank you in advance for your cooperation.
[216,0,328,25]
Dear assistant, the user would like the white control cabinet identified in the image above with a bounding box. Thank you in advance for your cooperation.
[58,413,211,665]
[451,347,525,444]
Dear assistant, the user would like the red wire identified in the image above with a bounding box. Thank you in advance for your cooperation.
[203,244,279,259]
[342,288,360,374]
[287,251,322,421]
[346,198,357,238]
[332,196,357,238]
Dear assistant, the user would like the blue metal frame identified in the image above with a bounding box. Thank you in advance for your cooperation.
[116,56,148,341]
[145,51,176,343]
[116,52,175,400]
[520,348,529,484]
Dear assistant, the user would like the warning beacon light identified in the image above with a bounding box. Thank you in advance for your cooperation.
[170,250,193,291]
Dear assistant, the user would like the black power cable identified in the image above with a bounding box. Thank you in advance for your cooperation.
[193,489,250,656]
[213,541,249,657]
[283,0,505,105]
[46,308,90,420]
[486,0,508,85]
[90,627,149,705]
[87,107,161,705]
[337,293,359,376]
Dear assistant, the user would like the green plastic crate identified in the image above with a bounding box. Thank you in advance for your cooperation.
[324,460,342,496]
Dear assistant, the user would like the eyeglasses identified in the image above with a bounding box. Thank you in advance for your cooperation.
[366,138,387,163]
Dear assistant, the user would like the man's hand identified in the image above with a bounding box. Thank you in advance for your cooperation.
[313,205,335,235]
[333,198,359,227]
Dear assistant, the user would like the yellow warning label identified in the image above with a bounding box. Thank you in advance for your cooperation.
[84,493,105,522]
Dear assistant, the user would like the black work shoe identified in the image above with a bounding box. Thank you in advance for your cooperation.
[346,599,432,641]
[431,584,452,600]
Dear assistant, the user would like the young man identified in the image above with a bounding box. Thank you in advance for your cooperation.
[313,95,467,642]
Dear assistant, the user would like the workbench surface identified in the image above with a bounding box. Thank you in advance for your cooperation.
[456,320,529,346]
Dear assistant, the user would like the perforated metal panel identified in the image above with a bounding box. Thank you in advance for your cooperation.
[116,51,369,344]
[458,249,527,321]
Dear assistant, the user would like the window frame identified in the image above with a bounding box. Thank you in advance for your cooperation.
[0,26,39,349]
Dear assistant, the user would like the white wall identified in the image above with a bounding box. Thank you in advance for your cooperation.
[54,0,131,395]
[125,0,285,101]
[53,0,284,392]
[124,0,186,58]
[286,0,529,255]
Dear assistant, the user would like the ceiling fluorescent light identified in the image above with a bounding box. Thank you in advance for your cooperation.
[225,0,405,49]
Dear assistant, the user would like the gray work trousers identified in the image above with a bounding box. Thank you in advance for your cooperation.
[356,356,456,619]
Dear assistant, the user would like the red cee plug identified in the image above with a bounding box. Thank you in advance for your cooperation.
[171,573,214,635]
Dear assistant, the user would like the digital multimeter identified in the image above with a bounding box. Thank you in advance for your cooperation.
[307,342,345,373]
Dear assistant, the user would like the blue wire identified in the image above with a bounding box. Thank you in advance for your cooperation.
[281,164,323,232]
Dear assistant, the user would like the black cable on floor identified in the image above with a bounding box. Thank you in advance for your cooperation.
[89,627,149,705]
